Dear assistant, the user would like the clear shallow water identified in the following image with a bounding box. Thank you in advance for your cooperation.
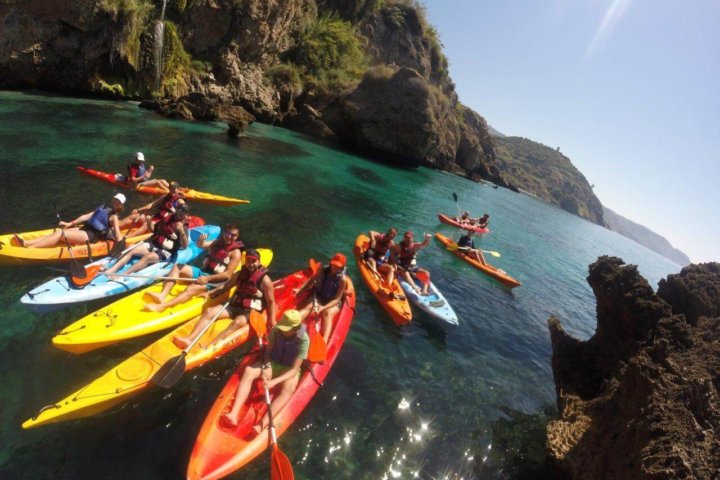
[0,91,680,479]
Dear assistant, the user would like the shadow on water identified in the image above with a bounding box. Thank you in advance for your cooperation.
[223,131,309,158]
[474,405,558,480]
[349,165,387,186]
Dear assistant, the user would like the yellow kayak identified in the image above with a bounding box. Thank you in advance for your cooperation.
[0,226,150,266]
[52,249,273,354]
[23,315,254,429]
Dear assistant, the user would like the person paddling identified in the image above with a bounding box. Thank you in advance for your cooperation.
[391,231,432,295]
[365,228,397,286]
[17,194,127,248]
[220,309,309,431]
[103,203,190,278]
[294,253,348,343]
[143,224,245,312]
[129,181,186,236]
[171,248,276,350]
[116,152,169,191]
[457,230,487,265]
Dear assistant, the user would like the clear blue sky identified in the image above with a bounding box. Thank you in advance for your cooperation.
[422,0,719,263]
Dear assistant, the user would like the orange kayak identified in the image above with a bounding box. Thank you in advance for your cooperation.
[353,234,412,325]
[435,233,521,289]
[186,269,355,480]
[77,166,250,206]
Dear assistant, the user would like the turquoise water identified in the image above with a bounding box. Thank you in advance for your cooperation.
[0,91,680,479]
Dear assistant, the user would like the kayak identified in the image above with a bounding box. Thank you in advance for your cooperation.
[22,266,307,430]
[353,234,412,325]
[186,277,356,480]
[399,276,459,326]
[52,249,274,354]
[77,166,250,206]
[438,213,489,234]
[0,223,151,266]
[20,221,217,313]
[435,233,521,289]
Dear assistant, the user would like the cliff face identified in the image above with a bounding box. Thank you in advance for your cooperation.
[493,136,605,225]
[547,257,720,480]
[0,0,503,183]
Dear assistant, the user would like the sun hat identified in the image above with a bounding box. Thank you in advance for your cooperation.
[135,152,145,161]
[329,253,347,268]
[277,309,302,332]
[113,193,127,205]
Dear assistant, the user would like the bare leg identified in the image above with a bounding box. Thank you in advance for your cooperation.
[417,269,430,294]
[379,263,394,286]
[321,305,339,343]
[221,363,263,427]
[402,269,421,293]
[120,251,161,276]
[204,313,249,349]
[256,375,300,432]
[172,303,230,349]
[145,264,187,304]
[25,229,88,248]
[145,283,206,312]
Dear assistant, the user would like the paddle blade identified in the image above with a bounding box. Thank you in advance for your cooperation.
[452,192,458,203]
[447,243,459,251]
[270,444,294,480]
[307,329,327,363]
[108,238,127,258]
[486,250,501,258]
[68,258,87,279]
[70,264,102,287]
[151,352,187,389]
[308,258,321,274]
[415,270,430,284]
[249,309,267,337]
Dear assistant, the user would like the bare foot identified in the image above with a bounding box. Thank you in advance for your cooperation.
[143,302,165,312]
[13,234,26,247]
[172,335,190,349]
[220,413,238,428]
[145,291,165,304]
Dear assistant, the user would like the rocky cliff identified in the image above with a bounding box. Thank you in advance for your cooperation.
[547,257,720,480]
[0,0,505,184]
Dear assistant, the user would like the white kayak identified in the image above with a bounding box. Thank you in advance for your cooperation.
[400,276,459,326]
[20,224,220,313]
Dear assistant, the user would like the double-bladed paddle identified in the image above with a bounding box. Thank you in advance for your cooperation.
[53,203,87,279]
[265,386,294,480]
[306,293,328,364]
[447,243,501,257]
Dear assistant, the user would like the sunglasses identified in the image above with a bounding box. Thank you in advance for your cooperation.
[224,231,239,237]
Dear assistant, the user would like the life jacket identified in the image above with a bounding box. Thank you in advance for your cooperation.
[85,205,113,238]
[314,266,344,303]
[230,267,268,312]
[397,240,417,269]
[458,235,474,249]
[151,217,184,254]
[373,234,392,259]
[152,192,185,223]
[203,239,244,274]
[271,324,308,366]
[127,162,146,181]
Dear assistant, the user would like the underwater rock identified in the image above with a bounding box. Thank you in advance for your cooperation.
[547,257,720,480]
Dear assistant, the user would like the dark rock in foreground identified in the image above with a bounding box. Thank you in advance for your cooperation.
[547,257,720,480]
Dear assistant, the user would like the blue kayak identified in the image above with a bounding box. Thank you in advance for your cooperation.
[21,225,220,313]
[399,276,459,326]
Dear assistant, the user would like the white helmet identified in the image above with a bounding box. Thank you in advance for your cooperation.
[135,152,145,161]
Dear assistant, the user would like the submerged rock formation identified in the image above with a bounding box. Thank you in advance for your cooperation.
[547,257,720,480]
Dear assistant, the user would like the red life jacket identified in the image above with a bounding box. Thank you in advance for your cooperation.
[152,192,185,223]
[397,240,417,269]
[231,267,268,312]
[151,217,184,254]
[203,239,244,274]
[373,234,392,258]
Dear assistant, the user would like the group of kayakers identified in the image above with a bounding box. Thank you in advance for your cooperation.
[364,228,433,297]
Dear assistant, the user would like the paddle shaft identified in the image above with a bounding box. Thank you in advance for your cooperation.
[53,203,86,278]
[97,271,221,285]
[183,300,231,353]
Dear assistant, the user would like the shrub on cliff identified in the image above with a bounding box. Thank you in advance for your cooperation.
[97,0,154,69]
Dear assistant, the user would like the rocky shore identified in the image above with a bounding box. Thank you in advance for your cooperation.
[547,258,719,479]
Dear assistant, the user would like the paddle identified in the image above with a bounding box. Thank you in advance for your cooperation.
[69,241,147,286]
[447,244,501,257]
[249,309,267,338]
[53,203,87,279]
[264,386,294,480]
[108,227,133,258]
[307,294,328,364]
[151,300,231,389]
[415,269,431,284]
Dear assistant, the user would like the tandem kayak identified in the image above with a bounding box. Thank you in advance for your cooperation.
[435,233,521,289]
[437,213,489,234]
[399,276,459,326]
[20,220,216,313]
[353,234,412,325]
[51,249,274,354]
[21,266,306,430]
[77,166,250,206]
[0,223,151,266]
[186,276,356,480]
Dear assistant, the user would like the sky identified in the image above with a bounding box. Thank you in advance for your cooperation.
[422,0,720,263]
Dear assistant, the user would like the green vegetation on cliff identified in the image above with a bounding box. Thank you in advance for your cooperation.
[97,0,153,70]
[494,136,604,225]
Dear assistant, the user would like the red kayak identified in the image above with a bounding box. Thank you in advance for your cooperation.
[438,213,489,234]
[187,269,356,480]
[77,166,249,206]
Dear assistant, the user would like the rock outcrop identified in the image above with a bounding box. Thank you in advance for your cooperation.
[547,257,720,480]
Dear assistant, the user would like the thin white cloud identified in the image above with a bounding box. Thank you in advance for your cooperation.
[586,0,633,56]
